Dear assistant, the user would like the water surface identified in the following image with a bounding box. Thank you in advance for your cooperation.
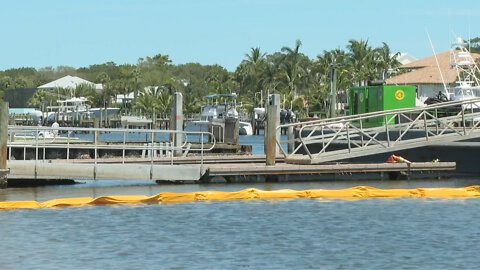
[2,178,480,269]
[2,135,479,269]
[1,195,479,269]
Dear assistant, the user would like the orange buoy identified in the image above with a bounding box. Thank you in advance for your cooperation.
[386,154,412,164]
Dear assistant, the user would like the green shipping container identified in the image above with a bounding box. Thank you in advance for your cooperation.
[349,85,416,127]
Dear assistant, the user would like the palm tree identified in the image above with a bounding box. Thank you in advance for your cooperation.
[375,42,401,80]
[245,47,266,67]
[133,60,142,105]
[235,47,266,95]
[133,86,173,117]
[74,83,98,107]
[134,93,156,117]
[110,79,134,113]
[291,95,308,118]
[347,39,376,86]
[234,63,250,94]
[258,61,281,106]
[183,92,202,116]
[28,90,57,109]
[281,40,304,97]
[96,72,111,86]
[156,89,173,115]
[205,66,233,94]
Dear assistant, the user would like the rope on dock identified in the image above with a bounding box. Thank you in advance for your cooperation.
[2,186,480,210]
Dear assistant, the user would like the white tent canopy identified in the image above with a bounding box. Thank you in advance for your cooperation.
[38,75,103,91]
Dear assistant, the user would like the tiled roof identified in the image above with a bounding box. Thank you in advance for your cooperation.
[386,51,480,85]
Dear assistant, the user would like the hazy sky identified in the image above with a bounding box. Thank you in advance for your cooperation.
[0,0,478,71]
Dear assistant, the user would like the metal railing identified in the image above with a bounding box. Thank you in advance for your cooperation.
[276,98,480,164]
[7,126,216,174]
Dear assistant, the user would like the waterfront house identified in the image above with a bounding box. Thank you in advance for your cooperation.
[386,51,480,103]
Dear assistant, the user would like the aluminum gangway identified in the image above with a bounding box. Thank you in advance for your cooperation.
[277,98,480,164]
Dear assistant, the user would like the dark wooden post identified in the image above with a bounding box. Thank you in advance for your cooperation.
[288,125,294,154]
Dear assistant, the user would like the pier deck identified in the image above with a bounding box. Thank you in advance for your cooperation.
[8,161,204,182]
[48,155,456,175]
[10,155,453,183]
[205,162,456,176]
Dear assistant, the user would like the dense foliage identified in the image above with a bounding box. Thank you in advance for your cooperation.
[0,38,434,117]
[470,37,480,54]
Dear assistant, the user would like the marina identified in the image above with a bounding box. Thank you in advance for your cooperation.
[4,96,480,186]
[3,2,480,270]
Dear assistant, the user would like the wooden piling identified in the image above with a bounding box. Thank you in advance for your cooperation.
[93,117,100,143]
[266,94,280,166]
[288,125,294,154]
[0,102,9,188]
[173,92,183,157]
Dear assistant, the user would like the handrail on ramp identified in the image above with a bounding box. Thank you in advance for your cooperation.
[276,98,480,164]
[7,126,216,179]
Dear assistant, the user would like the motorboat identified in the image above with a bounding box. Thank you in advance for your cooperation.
[45,97,91,122]
[45,97,120,122]
[239,121,253,135]
[442,37,480,109]
[8,108,43,124]
[186,93,253,136]
[121,115,152,128]
[89,107,121,119]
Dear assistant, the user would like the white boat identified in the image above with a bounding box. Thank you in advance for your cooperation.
[186,93,253,136]
[239,121,253,135]
[46,97,91,122]
[445,37,480,109]
[45,97,120,122]
[121,115,152,128]
[89,107,121,119]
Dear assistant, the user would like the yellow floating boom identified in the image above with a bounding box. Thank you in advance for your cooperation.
[2,186,480,210]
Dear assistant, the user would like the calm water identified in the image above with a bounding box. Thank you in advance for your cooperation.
[2,136,480,269]
[2,179,480,269]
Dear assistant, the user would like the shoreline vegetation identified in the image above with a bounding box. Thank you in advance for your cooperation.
[1,38,479,119]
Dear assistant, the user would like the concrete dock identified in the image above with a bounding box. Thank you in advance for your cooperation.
[205,162,456,176]
[3,154,454,184]
[7,161,204,182]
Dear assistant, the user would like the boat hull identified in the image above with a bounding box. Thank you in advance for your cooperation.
[239,121,253,135]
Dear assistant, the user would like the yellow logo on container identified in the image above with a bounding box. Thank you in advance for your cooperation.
[395,89,405,100]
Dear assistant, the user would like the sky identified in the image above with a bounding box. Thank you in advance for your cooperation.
[0,0,479,72]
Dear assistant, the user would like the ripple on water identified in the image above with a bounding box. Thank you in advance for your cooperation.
[1,198,480,269]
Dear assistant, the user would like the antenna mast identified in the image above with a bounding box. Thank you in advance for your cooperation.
[427,31,449,96]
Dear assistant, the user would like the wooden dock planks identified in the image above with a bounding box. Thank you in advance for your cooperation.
[11,155,455,181]
[206,162,456,176]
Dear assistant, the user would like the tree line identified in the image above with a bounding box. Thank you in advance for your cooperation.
[1,38,479,118]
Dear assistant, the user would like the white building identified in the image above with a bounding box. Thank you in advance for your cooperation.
[396,53,417,65]
[38,75,103,92]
